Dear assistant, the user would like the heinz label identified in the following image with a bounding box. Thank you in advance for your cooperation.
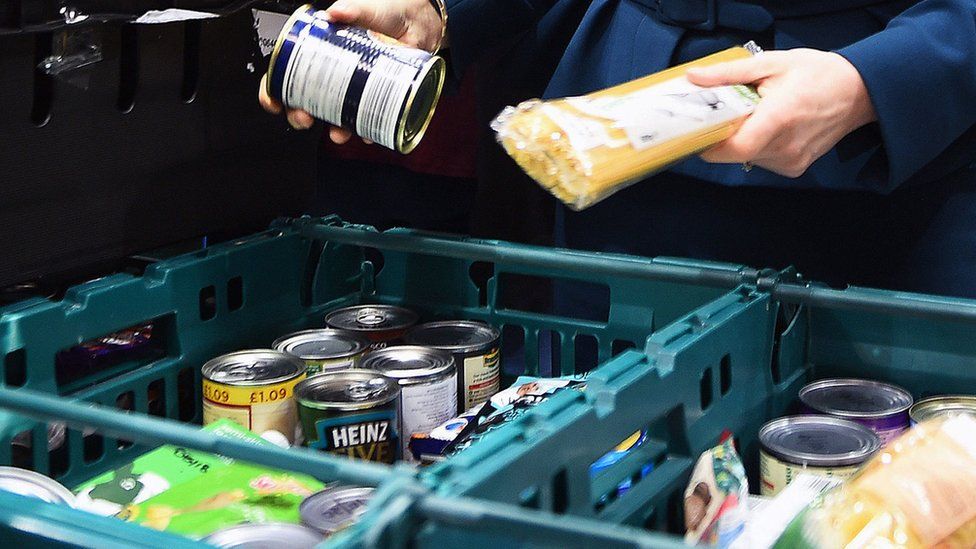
[311,412,397,464]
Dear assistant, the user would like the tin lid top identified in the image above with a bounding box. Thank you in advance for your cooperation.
[0,466,75,506]
[273,329,369,361]
[300,486,375,535]
[361,346,455,382]
[405,321,500,352]
[295,369,399,409]
[800,378,913,418]
[204,523,323,548]
[911,395,976,422]
[759,415,881,467]
[325,305,419,332]
[202,350,306,386]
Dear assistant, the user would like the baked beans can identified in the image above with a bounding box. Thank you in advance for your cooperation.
[0,466,76,506]
[201,350,306,444]
[204,523,323,548]
[324,305,419,350]
[295,370,400,463]
[273,329,369,375]
[799,378,913,445]
[759,415,881,496]
[267,4,446,154]
[361,346,458,462]
[910,395,976,425]
[300,485,374,536]
[405,321,501,413]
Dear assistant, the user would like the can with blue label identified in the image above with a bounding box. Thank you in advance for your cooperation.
[267,4,445,154]
[295,370,400,463]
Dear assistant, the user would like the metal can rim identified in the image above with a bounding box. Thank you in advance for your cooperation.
[395,54,446,154]
[266,4,313,102]
[325,305,419,332]
[0,466,76,507]
[360,345,456,385]
[404,320,501,354]
[798,377,913,419]
[295,369,400,410]
[273,329,370,360]
[204,522,323,548]
[202,349,307,387]
[910,395,976,423]
[759,415,881,467]
[300,485,375,534]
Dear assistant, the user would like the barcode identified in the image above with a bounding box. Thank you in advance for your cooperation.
[285,25,359,126]
[793,474,841,495]
[357,56,419,149]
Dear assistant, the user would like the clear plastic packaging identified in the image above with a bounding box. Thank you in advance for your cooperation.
[492,44,761,210]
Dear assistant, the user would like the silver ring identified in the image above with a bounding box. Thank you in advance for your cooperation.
[741,162,753,172]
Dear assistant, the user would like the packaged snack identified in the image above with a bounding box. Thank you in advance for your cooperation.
[493,44,761,210]
[74,420,264,515]
[684,438,748,548]
[776,415,976,548]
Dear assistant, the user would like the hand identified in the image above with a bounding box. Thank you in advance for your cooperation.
[258,0,445,144]
[686,49,877,178]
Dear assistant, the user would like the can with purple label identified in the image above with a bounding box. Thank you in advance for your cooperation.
[267,4,445,153]
[799,378,913,445]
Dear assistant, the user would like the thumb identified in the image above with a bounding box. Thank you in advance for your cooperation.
[686,56,778,87]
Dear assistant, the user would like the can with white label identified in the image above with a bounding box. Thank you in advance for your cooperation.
[405,321,501,413]
[267,4,445,153]
[273,329,369,375]
[361,346,457,462]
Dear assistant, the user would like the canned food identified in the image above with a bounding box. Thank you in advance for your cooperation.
[910,395,976,425]
[267,4,445,154]
[799,378,913,444]
[325,305,419,350]
[273,329,369,375]
[0,466,75,506]
[204,523,323,548]
[759,415,881,496]
[405,321,501,412]
[300,485,375,535]
[295,370,400,463]
[202,350,307,444]
[361,346,457,462]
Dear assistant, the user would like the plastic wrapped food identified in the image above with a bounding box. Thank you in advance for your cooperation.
[775,415,976,549]
[684,438,749,548]
[492,44,761,210]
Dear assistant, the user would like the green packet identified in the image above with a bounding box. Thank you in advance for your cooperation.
[119,460,325,539]
[75,419,266,516]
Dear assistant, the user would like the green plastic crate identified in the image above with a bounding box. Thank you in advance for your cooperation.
[1,216,975,547]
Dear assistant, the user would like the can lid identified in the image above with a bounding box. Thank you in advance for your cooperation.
[361,346,455,383]
[800,378,913,418]
[273,329,369,361]
[295,369,399,409]
[405,321,500,353]
[300,486,374,535]
[204,523,323,548]
[0,466,75,506]
[759,415,881,467]
[202,350,306,386]
[325,305,418,332]
[911,395,976,423]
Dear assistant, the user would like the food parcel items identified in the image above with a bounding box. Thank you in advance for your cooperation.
[683,438,748,548]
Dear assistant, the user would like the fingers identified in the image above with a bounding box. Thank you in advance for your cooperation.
[287,109,315,130]
[686,54,782,87]
[329,126,353,144]
[325,0,377,28]
[699,97,788,164]
[258,75,282,115]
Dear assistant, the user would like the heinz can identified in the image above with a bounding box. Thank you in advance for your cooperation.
[301,485,374,536]
[361,346,458,462]
[295,370,400,463]
[759,415,881,496]
[267,4,445,154]
[406,321,501,413]
[273,329,369,375]
[910,395,976,425]
[325,305,419,350]
[799,378,913,444]
[202,350,306,444]
[204,523,323,548]
[0,466,76,506]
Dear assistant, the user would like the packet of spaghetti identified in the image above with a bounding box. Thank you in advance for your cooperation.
[684,438,748,548]
[493,43,761,211]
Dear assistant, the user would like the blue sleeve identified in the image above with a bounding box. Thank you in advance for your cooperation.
[445,0,558,75]
[836,0,976,190]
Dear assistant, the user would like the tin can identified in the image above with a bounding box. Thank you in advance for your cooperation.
[204,523,323,548]
[405,321,501,412]
[361,346,458,462]
[0,466,76,506]
[267,4,446,154]
[202,350,307,444]
[799,378,913,445]
[325,305,419,350]
[759,415,881,496]
[273,329,369,375]
[295,370,400,463]
[910,395,976,425]
[300,485,375,536]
